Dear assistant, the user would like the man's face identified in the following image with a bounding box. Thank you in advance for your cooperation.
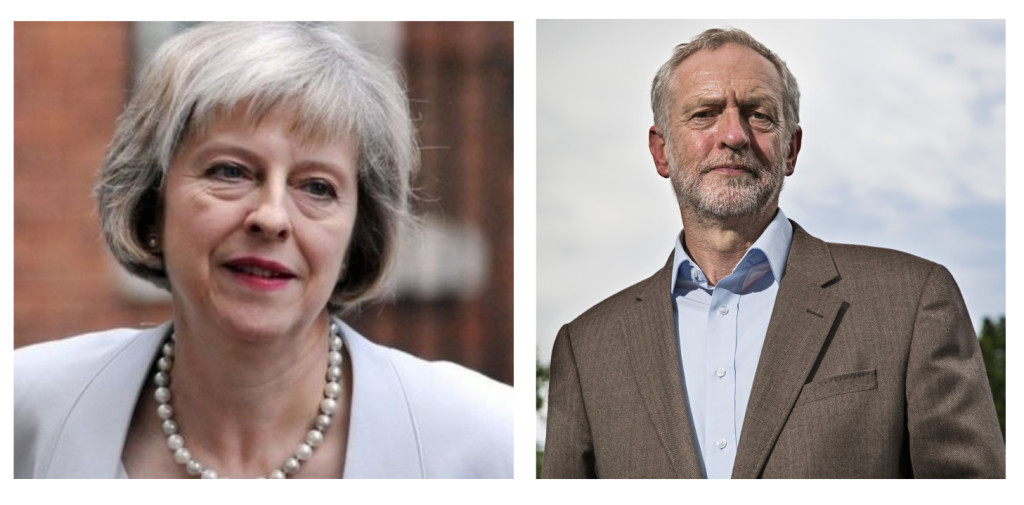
[655,43,800,220]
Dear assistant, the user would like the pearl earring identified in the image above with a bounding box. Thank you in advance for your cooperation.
[147,234,159,251]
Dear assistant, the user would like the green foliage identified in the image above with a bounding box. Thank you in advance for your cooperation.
[537,361,550,410]
[536,446,545,479]
[537,360,550,477]
[978,316,1005,438]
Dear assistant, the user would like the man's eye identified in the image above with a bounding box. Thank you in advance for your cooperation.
[750,112,772,122]
[206,163,248,180]
[303,179,338,199]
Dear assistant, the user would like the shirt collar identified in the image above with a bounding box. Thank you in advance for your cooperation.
[671,208,794,293]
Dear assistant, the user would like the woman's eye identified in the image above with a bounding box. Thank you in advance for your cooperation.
[206,163,248,180]
[303,179,338,199]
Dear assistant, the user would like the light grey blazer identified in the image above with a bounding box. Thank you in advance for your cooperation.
[14,319,513,478]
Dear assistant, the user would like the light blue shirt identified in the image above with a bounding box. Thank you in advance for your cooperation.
[671,209,793,479]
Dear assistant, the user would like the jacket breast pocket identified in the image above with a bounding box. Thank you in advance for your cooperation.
[794,369,877,408]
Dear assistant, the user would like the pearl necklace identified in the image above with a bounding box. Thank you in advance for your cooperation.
[152,321,345,479]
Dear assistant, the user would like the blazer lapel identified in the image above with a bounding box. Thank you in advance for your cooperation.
[731,222,846,478]
[622,257,705,478]
[339,320,424,478]
[46,323,168,478]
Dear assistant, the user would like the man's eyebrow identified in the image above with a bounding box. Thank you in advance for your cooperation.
[679,96,726,112]
[680,94,780,113]
[739,95,781,109]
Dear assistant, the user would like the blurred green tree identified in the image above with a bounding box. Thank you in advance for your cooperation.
[978,315,1005,438]
[537,359,550,477]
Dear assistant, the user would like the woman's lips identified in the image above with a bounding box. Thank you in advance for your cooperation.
[223,257,296,291]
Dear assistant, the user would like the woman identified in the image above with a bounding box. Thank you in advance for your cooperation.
[14,22,512,479]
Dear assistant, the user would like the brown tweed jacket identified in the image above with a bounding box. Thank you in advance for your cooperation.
[542,222,1005,478]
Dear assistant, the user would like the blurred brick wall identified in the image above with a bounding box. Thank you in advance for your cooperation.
[347,22,514,385]
[13,22,514,385]
[14,22,174,348]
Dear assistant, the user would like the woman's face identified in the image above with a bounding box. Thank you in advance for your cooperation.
[161,104,358,340]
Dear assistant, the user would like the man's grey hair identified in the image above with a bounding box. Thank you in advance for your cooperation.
[651,27,801,138]
[95,22,418,312]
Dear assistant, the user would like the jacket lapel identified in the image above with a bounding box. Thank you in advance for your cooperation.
[338,320,424,478]
[731,222,846,478]
[622,257,705,478]
[46,323,168,478]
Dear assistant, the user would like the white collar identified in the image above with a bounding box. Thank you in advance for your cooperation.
[671,208,794,292]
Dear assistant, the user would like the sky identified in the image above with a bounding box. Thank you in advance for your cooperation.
[536,20,1006,438]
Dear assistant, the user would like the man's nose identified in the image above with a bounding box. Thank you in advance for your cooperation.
[243,184,291,241]
[718,109,751,150]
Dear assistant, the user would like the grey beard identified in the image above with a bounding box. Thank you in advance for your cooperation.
[668,152,786,220]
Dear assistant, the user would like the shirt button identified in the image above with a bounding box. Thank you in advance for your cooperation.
[715,367,726,378]
[718,306,729,315]
[716,438,727,449]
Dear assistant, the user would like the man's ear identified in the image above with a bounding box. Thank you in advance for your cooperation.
[649,126,671,178]
[785,125,802,176]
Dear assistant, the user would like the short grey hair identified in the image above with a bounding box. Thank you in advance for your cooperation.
[95,22,418,311]
[651,28,801,138]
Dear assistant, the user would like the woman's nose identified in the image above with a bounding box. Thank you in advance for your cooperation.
[243,187,291,240]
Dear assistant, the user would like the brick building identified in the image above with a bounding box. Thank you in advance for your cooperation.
[13,22,514,385]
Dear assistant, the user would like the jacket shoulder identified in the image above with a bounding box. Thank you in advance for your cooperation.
[14,328,145,478]
[15,329,143,403]
[825,241,944,283]
[567,265,666,334]
[383,346,513,478]
[826,241,937,264]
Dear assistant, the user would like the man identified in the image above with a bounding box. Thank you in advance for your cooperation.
[541,28,1004,479]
